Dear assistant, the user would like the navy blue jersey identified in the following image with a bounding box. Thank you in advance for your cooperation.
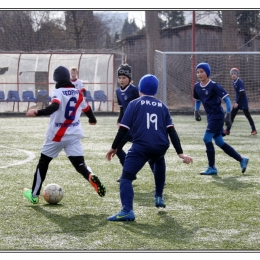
[116,84,139,114]
[232,78,248,109]
[193,80,229,120]
[120,96,173,153]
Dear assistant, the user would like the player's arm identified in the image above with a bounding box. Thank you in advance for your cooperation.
[168,126,193,164]
[223,96,232,127]
[117,106,123,124]
[194,100,202,121]
[82,105,97,124]
[236,90,245,105]
[26,102,59,117]
[106,126,128,161]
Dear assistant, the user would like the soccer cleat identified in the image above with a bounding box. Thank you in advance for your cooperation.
[155,196,166,208]
[23,188,39,204]
[200,166,218,175]
[240,157,249,173]
[251,130,257,135]
[224,129,230,135]
[88,174,106,197]
[116,178,121,183]
[107,209,135,221]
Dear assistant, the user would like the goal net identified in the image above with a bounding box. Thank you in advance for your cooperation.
[154,51,260,111]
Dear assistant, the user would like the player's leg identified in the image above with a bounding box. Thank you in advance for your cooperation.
[66,139,106,197]
[23,139,62,204]
[200,130,217,175]
[115,132,135,182]
[243,109,257,135]
[23,153,53,204]
[214,134,249,173]
[151,154,166,208]
[107,146,146,221]
[225,106,238,134]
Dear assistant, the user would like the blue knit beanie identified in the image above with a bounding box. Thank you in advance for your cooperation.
[138,74,158,95]
[53,66,70,82]
[196,62,211,77]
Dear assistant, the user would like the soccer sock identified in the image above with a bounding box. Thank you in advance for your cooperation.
[153,157,166,197]
[120,179,134,212]
[32,153,52,196]
[205,142,215,168]
[220,143,242,161]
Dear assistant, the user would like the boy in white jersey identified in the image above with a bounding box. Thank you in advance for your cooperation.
[23,66,106,204]
[70,66,84,90]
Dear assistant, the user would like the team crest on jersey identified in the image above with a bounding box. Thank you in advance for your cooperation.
[205,90,208,95]
[124,95,128,100]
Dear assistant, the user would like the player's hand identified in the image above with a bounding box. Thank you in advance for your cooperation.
[224,112,232,127]
[106,148,117,161]
[194,110,201,121]
[26,109,37,117]
[233,103,238,109]
[178,154,193,164]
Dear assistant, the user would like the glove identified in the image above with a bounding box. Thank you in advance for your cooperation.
[224,112,232,127]
[194,110,201,121]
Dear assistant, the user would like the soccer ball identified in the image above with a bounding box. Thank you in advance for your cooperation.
[43,183,63,204]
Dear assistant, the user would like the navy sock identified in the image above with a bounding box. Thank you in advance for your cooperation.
[220,143,242,161]
[120,179,133,212]
[205,142,215,168]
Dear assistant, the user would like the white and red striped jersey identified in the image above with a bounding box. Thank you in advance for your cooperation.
[46,87,90,142]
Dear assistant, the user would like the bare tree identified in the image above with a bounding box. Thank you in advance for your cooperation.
[0,11,35,51]
[145,11,161,74]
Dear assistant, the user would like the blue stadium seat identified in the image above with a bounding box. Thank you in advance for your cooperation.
[36,90,51,108]
[94,90,107,111]
[85,90,94,110]
[0,90,5,102]
[6,90,21,111]
[22,90,37,110]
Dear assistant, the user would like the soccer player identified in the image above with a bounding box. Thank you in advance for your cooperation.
[193,62,249,175]
[106,74,193,221]
[70,66,84,90]
[115,63,139,182]
[224,68,257,136]
[23,66,106,204]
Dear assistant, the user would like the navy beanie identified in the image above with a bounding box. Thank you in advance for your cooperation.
[117,64,132,79]
[196,62,211,77]
[138,74,158,96]
[53,66,70,82]
[230,68,239,76]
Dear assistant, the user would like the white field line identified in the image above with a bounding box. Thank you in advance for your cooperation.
[0,146,35,169]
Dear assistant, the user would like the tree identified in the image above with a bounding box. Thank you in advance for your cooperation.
[158,11,185,29]
[121,18,139,39]
[145,11,161,74]
[0,11,35,51]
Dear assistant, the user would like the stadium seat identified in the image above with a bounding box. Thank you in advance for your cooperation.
[85,90,94,110]
[36,90,51,108]
[0,90,5,101]
[22,90,37,111]
[6,90,21,111]
[94,90,107,111]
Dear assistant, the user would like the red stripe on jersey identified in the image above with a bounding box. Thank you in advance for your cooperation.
[52,91,83,142]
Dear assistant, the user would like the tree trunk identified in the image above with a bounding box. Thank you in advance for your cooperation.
[145,11,161,74]
[221,10,239,95]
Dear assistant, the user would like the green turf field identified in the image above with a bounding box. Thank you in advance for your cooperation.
[0,114,259,251]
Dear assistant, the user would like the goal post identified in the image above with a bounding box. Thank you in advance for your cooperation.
[154,51,260,111]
